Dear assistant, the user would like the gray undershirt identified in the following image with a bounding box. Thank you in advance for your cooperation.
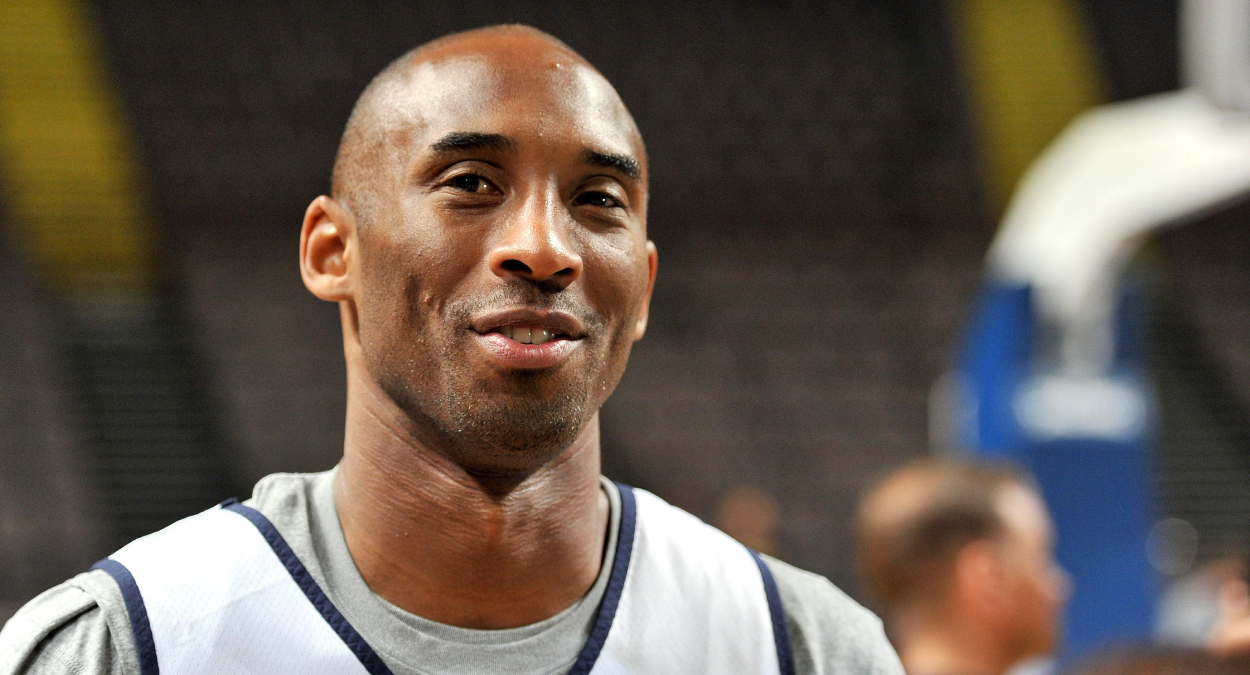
[0,470,903,675]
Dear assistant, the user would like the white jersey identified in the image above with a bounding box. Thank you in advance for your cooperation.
[94,484,796,675]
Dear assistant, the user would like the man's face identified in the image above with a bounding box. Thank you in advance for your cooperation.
[349,44,655,473]
[996,484,1071,659]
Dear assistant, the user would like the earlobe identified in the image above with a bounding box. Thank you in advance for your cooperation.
[300,196,355,302]
[633,241,659,341]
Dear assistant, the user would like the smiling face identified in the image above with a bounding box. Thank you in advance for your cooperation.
[317,28,656,475]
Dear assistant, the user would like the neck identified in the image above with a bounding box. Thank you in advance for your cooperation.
[334,363,609,630]
[896,612,1019,675]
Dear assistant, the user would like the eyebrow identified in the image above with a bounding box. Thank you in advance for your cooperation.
[583,150,641,180]
[429,131,517,155]
[428,132,640,180]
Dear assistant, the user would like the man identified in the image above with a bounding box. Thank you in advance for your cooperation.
[0,25,902,675]
[856,460,1069,675]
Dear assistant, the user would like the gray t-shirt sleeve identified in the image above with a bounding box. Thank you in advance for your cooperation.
[0,570,138,675]
[761,555,904,675]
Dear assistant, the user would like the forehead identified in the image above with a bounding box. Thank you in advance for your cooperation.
[380,52,642,162]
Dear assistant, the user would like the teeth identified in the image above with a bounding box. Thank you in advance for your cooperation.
[502,327,553,345]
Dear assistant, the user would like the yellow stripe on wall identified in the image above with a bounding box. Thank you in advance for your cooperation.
[952,0,1106,209]
[0,0,152,291]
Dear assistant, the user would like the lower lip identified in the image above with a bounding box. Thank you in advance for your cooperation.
[473,332,581,369]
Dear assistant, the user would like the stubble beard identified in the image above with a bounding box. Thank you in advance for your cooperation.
[441,371,592,468]
[364,279,639,476]
[373,313,614,476]
[377,343,600,475]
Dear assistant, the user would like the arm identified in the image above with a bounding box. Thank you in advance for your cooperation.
[761,555,904,675]
[0,570,138,675]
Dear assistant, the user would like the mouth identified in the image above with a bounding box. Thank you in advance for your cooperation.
[492,326,568,346]
[470,310,586,369]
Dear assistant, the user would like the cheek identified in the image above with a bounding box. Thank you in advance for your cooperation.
[1044,564,1070,608]
[1023,561,1064,615]
[359,222,482,321]
[355,253,431,362]
[583,238,651,323]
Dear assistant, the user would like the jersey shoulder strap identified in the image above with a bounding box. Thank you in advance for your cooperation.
[584,485,795,675]
[95,500,388,675]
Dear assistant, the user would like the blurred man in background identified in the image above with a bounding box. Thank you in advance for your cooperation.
[857,459,1070,675]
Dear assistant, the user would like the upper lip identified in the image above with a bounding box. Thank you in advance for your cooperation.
[470,308,587,339]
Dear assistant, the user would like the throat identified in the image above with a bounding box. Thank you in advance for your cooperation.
[333,416,611,630]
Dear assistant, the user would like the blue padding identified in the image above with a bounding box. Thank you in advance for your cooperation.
[958,279,1159,655]
[92,558,159,675]
[220,499,394,675]
[567,483,638,675]
[960,283,1034,452]
[751,550,797,675]
[1026,440,1156,654]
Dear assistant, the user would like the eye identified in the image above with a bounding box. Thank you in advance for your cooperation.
[446,173,498,194]
[574,191,624,209]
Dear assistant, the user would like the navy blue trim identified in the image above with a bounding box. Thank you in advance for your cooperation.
[220,498,394,675]
[751,550,797,675]
[566,482,637,675]
[92,558,159,675]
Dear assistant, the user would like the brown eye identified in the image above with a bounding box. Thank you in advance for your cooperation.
[574,191,623,209]
[449,174,495,193]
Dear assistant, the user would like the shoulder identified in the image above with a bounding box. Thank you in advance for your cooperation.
[246,470,327,517]
[627,488,902,674]
[244,469,332,550]
[109,471,328,578]
[242,469,333,582]
[0,470,332,675]
[0,570,137,675]
[760,555,904,675]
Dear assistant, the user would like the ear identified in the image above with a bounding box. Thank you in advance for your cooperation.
[300,196,356,302]
[954,540,1009,615]
[633,240,659,341]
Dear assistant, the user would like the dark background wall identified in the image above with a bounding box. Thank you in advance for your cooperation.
[6,0,1245,622]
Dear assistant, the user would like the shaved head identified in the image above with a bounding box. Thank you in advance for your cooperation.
[330,25,645,229]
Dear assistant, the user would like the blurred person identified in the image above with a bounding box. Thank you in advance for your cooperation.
[0,25,903,675]
[715,484,782,556]
[1205,561,1250,662]
[1058,648,1237,675]
[857,459,1070,675]
[1155,556,1247,648]
[1152,551,1250,661]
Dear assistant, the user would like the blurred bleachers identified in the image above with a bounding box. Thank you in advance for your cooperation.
[1151,202,1250,558]
[0,243,96,620]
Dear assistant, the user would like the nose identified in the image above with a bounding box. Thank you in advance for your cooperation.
[487,189,583,289]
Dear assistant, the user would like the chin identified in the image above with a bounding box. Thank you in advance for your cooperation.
[434,388,592,470]
[373,348,603,473]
